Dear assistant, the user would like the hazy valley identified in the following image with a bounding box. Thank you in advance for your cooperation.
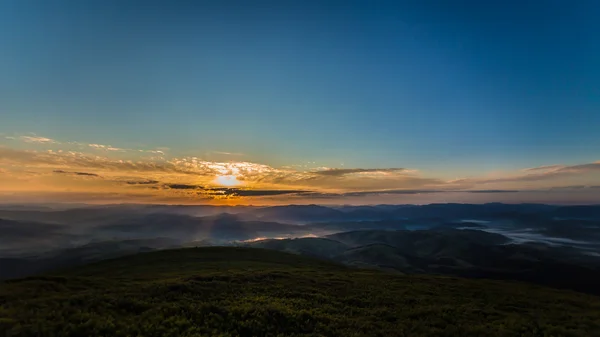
[2,203,600,295]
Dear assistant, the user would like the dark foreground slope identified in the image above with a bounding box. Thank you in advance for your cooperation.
[1,248,599,337]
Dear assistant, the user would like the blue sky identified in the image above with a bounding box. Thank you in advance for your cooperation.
[1,1,599,204]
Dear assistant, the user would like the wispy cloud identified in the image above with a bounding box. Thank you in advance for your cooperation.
[89,144,126,151]
[311,168,407,176]
[53,170,100,177]
[548,185,587,190]
[164,183,202,190]
[211,151,244,156]
[480,161,600,184]
[125,179,159,185]
[140,150,165,155]
[523,164,563,172]
[20,136,57,144]
[306,189,521,198]
[4,134,172,157]
[465,189,520,193]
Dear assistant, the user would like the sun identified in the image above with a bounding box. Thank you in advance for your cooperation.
[214,175,241,187]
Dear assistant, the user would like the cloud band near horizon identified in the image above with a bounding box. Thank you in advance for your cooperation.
[1,135,600,204]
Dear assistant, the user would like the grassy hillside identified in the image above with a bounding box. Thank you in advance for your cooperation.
[1,247,600,336]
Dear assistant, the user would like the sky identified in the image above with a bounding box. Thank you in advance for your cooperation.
[1,0,599,205]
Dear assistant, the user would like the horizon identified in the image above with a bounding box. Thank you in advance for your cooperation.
[1,200,600,208]
[1,1,599,205]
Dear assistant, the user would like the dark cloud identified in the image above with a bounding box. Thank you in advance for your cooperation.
[202,188,310,197]
[465,190,519,193]
[162,184,310,197]
[548,185,587,190]
[312,168,406,177]
[544,185,600,191]
[292,192,342,199]
[229,189,309,197]
[126,180,159,185]
[53,170,100,177]
[164,184,203,190]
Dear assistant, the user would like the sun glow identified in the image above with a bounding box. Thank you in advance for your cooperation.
[215,175,241,186]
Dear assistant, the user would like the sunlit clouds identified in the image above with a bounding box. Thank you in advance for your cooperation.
[214,175,241,187]
[1,134,600,204]
[19,136,57,144]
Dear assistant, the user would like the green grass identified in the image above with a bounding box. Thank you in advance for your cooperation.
[1,247,600,336]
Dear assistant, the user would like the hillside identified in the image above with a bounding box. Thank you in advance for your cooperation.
[1,247,600,336]
[248,229,600,295]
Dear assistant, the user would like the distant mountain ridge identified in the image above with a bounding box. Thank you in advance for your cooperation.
[2,203,600,225]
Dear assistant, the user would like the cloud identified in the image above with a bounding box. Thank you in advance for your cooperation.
[20,136,57,144]
[162,183,309,197]
[165,183,202,190]
[125,179,159,185]
[53,170,100,177]
[140,150,165,155]
[68,141,167,155]
[480,161,600,184]
[0,147,211,177]
[211,151,244,156]
[563,161,600,172]
[89,144,126,151]
[553,185,586,190]
[1,141,434,191]
[201,188,309,197]
[0,147,451,196]
[523,165,563,172]
[340,189,439,196]
[311,168,406,176]
[547,185,597,190]
[222,189,308,197]
[465,189,519,193]
[304,189,520,198]
[7,135,172,157]
[3,134,600,203]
